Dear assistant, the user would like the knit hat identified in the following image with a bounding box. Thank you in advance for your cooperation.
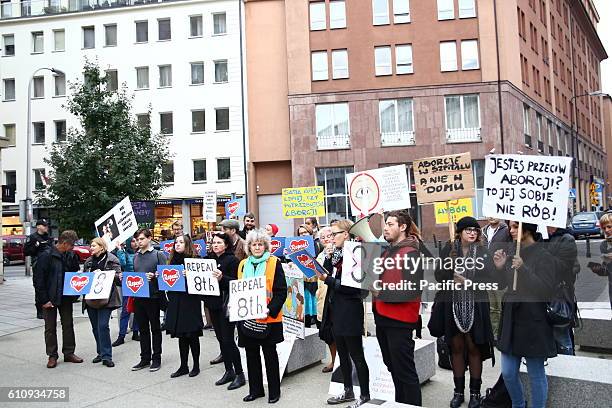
[267,224,279,236]
[456,216,480,233]
[219,219,240,231]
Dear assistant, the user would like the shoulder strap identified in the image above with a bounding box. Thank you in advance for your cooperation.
[237,259,247,279]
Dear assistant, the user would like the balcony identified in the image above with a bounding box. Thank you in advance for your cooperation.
[446,127,481,143]
[381,130,415,147]
[316,133,350,151]
[0,0,166,20]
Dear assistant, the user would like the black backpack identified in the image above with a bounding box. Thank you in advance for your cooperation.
[481,374,512,408]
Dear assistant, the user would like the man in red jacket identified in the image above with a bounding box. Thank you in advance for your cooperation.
[373,209,423,405]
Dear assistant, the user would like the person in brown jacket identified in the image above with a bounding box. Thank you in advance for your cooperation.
[219,219,247,261]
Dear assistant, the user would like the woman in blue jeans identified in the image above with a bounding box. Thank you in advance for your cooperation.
[492,222,559,408]
[113,237,139,346]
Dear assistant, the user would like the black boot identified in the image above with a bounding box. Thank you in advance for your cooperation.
[468,377,482,408]
[170,366,189,378]
[215,370,236,385]
[451,376,465,408]
[468,392,482,408]
[228,373,246,390]
[112,336,125,347]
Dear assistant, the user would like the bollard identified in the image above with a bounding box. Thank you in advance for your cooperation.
[586,235,591,258]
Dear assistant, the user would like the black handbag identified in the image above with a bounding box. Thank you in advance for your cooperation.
[481,374,512,408]
[427,290,446,338]
[546,282,574,327]
[238,319,270,339]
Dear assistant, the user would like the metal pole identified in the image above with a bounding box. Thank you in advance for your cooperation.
[24,72,35,277]
[570,95,577,215]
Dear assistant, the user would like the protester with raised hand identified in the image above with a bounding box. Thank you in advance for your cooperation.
[114,237,139,346]
[315,226,336,373]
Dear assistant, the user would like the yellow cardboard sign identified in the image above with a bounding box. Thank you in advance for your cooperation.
[434,198,474,224]
[282,186,326,219]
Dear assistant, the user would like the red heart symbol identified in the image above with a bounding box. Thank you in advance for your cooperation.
[297,254,316,271]
[289,239,308,252]
[126,275,145,294]
[70,276,90,293]
[163,242,174,252]
[271,240,282,253]
[162,268,180,287]
[228,201,240,214]
[194,243,202,254]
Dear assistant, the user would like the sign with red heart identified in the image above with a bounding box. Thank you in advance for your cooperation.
[270,238,285,256]
[285,249,326,279]
[63,272,94,296]
[157,265,186,292]
[297,254,316,272]
[285,236,315,256]
[122,273,150,297]
[70,275,90,293]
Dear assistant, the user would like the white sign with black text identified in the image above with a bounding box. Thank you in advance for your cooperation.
[84,270,115,300]
[229,276,267,322]
[184,258,220,296]
[94,196,138,248]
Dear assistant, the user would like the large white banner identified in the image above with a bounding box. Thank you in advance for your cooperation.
[341,241,366,289]
[482,154,572,228]
[184,258,220,296]
[95,196,138,248]
[346,165,411,217]
[229,276,267,322]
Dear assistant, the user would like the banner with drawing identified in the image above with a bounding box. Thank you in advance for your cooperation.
[281,263,305,339]
[345,165,411,217]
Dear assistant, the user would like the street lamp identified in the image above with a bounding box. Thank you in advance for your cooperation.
[24,67,65,276]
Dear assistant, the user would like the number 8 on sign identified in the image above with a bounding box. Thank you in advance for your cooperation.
[85,270,115,300]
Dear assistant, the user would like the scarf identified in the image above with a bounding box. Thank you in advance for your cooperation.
[331,247,343,268]
[242,251,271,279]
[452,240,477,334]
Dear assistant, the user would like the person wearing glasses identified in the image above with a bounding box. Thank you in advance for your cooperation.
[433,216,495,408]
[316,226,337,373]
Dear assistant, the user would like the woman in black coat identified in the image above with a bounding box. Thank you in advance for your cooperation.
[317,219,370,408]
[164,234,204,378]
[206,233,245,390]
[492,222,558,408]
[433,217,495,408]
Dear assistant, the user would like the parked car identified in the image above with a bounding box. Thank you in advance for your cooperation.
[2,235,26,265]
[567,211,605,238]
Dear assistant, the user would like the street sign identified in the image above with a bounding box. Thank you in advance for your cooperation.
[569,188,576,199]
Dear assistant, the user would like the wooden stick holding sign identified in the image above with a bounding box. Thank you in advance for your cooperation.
[446,201,456,240]
[512,222,522,291]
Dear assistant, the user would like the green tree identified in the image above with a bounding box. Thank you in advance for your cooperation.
[39,61,170,238]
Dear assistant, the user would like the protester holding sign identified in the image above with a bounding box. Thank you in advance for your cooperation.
[492,222,558,408]
[317,220,370,407]
[432,217,495,408]
[113,237,140,347]
[237,229,287,404]
[315,226,337,373]
[82,238,122,368]
[206,233,245,390]
[164,235,204,378]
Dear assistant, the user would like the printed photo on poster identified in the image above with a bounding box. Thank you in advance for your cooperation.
[281,263,305,339]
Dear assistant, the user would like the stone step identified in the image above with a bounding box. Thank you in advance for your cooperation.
[574,308,612,351]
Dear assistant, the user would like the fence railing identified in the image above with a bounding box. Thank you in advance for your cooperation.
[446,127,481,143]
[381,130,415,147]
[1,0,168,19]
[316,133,350,151]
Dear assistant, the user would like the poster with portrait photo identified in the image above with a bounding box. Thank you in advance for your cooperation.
[95,196,138,248]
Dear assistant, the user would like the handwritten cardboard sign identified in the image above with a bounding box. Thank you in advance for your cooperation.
[414,153,474,204]
[228,276,267,322]
[281,186,326,219]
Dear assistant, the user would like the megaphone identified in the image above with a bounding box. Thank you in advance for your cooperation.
[349,213,387,243]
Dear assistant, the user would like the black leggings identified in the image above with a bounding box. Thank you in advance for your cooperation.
[335,335,370,397]
[210,308,243,374]
[178,336,200,369]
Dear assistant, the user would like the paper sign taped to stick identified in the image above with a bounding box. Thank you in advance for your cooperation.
[63,272,93,296]
[95,197,138,248]
[414,153,474,204]
[434,198,474,224]
[203,190,217,222]
[229,276,267,322]
[184,258,220,296]
[346,165,411,216]
[84,270,116,300]
[482,154,572,228]
[282,186,326,219]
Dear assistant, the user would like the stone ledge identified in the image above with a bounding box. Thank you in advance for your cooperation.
[574,309,612,351]
[285,327,327,373]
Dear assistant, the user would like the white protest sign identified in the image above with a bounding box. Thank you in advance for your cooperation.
[482,155,572,228]
[84,270,115,300]
[95,196,138,248]
[341,241,366,289]
[203,190,217,222]
[346,165,411,216]
[184,258,220,296]
[229,276,267,322]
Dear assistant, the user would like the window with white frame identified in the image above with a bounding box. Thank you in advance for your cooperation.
[190,15,203,37]
[332,49,349,79]
[158,18,171,40]
[32,31,44,53]
[191,62,204,85]
[33,76,44,98]
[547,120,554,155]
[105,24,117,46]
[53,30,64,52]
[379,99,414,135]
[458,0,476,18]
[213,13,227,35]
[3,78,15,101]
[4,171,17,195]
[440,41,458,71]
[136,21,148,43]
[106,70,118,91]
[445,94,480,132]
[137,114,150,129]
[396,44,413,74]
[461,40,479,70]
[311,51,329,81]
[375,46,392,76]
[310,2,326,30]
[159,65,172,87]
[330,1,347,29]
[55,120,66,143]
[316,103,350,149]
[161,162,174,183]
[2,34,14,56]
[34,169,46,190]
[192,110,205,132]
[214,60,228,83]
[437,0,455,20]
[217,158,231,180]
[372,0,390,25]
[136,67,149,89]
[393,0,411,24]
[54,74,65,97]
[4,124,15,146]
[215,108,229,131]
[315,166,354,223]
[82,26,95,49]
[193,160,206,182]
[33,122,45,144]
[160,112,173,135]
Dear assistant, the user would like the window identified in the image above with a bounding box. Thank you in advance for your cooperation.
[332,49,349,79]
[440,41,457,71]
[193,160,206,182]
[3,78,15,101]
[437,0,454,20]
[136,67,149,89]
[458,0,476,18]
[5,171,16,195]
[159,65,172,87]
[160,112,173,135]
[191,62,204,85]
[214,60,228,83]
[217,158,231,180]
[316,103,350,150]
[33,122,45,144]
[213,13,227,35]
[158,18,171,41]
[106,70,118,91]
[379,99,414,145]
[192,110,205,132]
[396,44,413,74]
[33,76,44,98]
[32,31,43,53]
[523,104,531,147]
[54,74,65,96]
[136,21,148,43]
[137,114,150,129]
[4,124,16,146]
[310,2,326,30]
[330,1,347,29]
[461,40,479,70]
[311,51,328,81]
[83,26,95,49]
[215,108,229,131]
[375,46,392,76]
[445,94,480,141]
[190,15,203,37]
[161,162,174,183]
[315,166,353,223]
[536,112,543,151]
[471,160,486,219]
[34,169,46,190]
[3,34,14,56]
[393,0,410,23]
[53,30,64,52]
[55,120,66,142]
[372,0,390,25]
[104,24,117,46]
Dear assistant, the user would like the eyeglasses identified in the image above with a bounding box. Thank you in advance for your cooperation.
[331,231,346,237]
[464,227,480,234]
